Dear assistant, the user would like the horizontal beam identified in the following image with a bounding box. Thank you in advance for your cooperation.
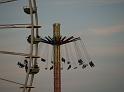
[0,23,31,26]
[0,50,39,57]
[20,86,35,88]
[0,26,41,29]
[25,56,40,58]
[0,24,41,29]
[0,0,16,4]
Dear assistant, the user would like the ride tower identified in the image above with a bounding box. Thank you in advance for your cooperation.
[33,23,81,92]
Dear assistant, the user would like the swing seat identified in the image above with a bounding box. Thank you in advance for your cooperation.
[29,67,39,74]
[23,6,36,14]
[26,66,40,74]
[27,35,39,44]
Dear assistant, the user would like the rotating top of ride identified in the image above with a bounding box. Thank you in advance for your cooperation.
[27,35,81,45]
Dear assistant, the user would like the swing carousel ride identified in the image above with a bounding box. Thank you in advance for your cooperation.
[0,0,95,92]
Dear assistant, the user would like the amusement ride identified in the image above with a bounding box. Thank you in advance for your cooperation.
[0,0,95,92]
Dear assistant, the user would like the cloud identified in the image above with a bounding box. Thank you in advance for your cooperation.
[53,0,79,6]
[88,25,124,36]
[73,24,124,38]
[48,0,124,6]
[88,0,124,5]
[91,43,124,56]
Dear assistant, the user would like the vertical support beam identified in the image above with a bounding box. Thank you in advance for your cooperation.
[53,23,61,92]
[23,0,34,92]
[28,0,39,92]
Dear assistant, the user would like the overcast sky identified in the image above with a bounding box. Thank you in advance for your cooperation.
[0,0,124,92]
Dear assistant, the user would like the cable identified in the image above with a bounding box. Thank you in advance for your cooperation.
[0,77,23,85]
[50,45,53,65]
[64,44,70,63]
[60,45,66,70]
[79,38,91,62]
[73,41,81,59]
[68,43,77,68]
[44,44,49,70]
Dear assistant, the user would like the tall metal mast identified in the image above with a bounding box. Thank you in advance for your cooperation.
[38,23,81,92]
[53,23,61,92]
[35,22,81,92]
